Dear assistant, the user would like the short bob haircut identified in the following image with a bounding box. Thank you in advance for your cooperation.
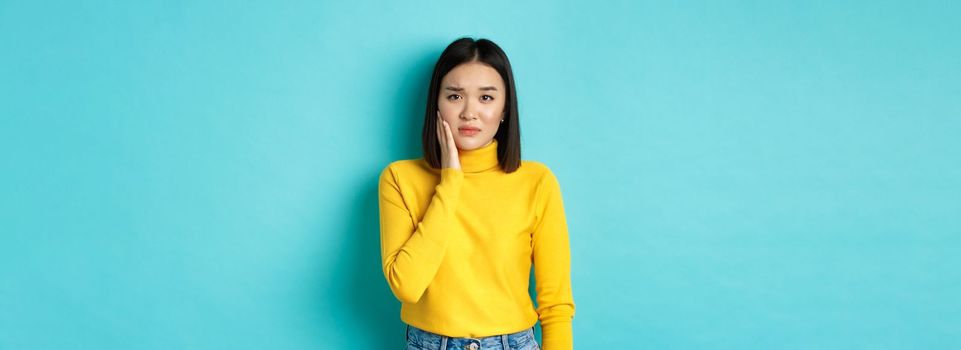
[421,37,521,173]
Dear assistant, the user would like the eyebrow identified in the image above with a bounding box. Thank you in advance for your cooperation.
[444,86,499,92]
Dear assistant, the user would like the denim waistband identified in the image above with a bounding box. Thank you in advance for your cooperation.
[406,323,536,350]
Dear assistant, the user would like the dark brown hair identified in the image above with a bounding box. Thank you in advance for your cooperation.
[421,37,521,173]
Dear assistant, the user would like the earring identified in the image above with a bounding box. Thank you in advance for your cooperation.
[500,119,504,123]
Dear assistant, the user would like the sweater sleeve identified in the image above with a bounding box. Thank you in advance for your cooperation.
[532,168,576,350]
[379,165,464,304]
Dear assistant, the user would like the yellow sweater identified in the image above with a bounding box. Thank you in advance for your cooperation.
[378,139,576,350]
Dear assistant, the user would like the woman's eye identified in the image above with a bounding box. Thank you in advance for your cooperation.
[482,95,494,101]
[447,94,460,101]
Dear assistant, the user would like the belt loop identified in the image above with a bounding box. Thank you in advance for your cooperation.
[501,333,510,349]
[440,335,448,350]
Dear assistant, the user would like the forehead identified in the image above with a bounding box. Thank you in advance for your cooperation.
[441,62,505,89]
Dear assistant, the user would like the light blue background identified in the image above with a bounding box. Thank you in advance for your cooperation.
[2,0,959,348]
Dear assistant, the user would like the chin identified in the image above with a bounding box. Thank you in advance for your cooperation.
[456,138,490,151]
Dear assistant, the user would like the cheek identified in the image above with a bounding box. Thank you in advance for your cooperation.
[481,102,505,116]
[484,104,505,124]
[482,115,502,130]
[437,102,456,117]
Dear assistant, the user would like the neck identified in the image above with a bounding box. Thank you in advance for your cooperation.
[457,139,500,173]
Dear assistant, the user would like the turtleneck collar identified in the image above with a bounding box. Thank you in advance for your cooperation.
[458,138,501,173]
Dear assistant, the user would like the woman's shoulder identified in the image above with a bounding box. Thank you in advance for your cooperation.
[383,158,428,170]
[517,160,564,187]
[519,159,555,176]
[379,158,435,182]
[517,161,565,201]
[519,159,549,170]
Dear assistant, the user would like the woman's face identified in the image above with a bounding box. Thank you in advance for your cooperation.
[437,61,506,151]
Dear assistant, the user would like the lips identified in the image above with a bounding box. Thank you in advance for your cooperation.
[458,126,480,136]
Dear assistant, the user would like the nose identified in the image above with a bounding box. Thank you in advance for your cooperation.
[459,100,479,120]
[459,109,478,120]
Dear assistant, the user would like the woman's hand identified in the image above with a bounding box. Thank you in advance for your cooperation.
[436,111,461,170]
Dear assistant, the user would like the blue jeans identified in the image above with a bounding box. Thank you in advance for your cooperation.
[405,324,540,350]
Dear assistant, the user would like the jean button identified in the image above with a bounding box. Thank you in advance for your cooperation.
[468,343,478,350]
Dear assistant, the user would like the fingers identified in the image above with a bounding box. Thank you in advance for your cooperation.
[442,120,460,169]
[442,120,456,152]
[436,113,443,149]
[436,112,447,167]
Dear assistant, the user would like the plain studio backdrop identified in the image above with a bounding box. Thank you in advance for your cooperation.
[1,0,959,349]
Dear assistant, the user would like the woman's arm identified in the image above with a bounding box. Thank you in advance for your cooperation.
[379,165,464,304]
[532,168,576,350]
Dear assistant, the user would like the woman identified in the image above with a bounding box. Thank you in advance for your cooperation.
[379,37,575,350]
